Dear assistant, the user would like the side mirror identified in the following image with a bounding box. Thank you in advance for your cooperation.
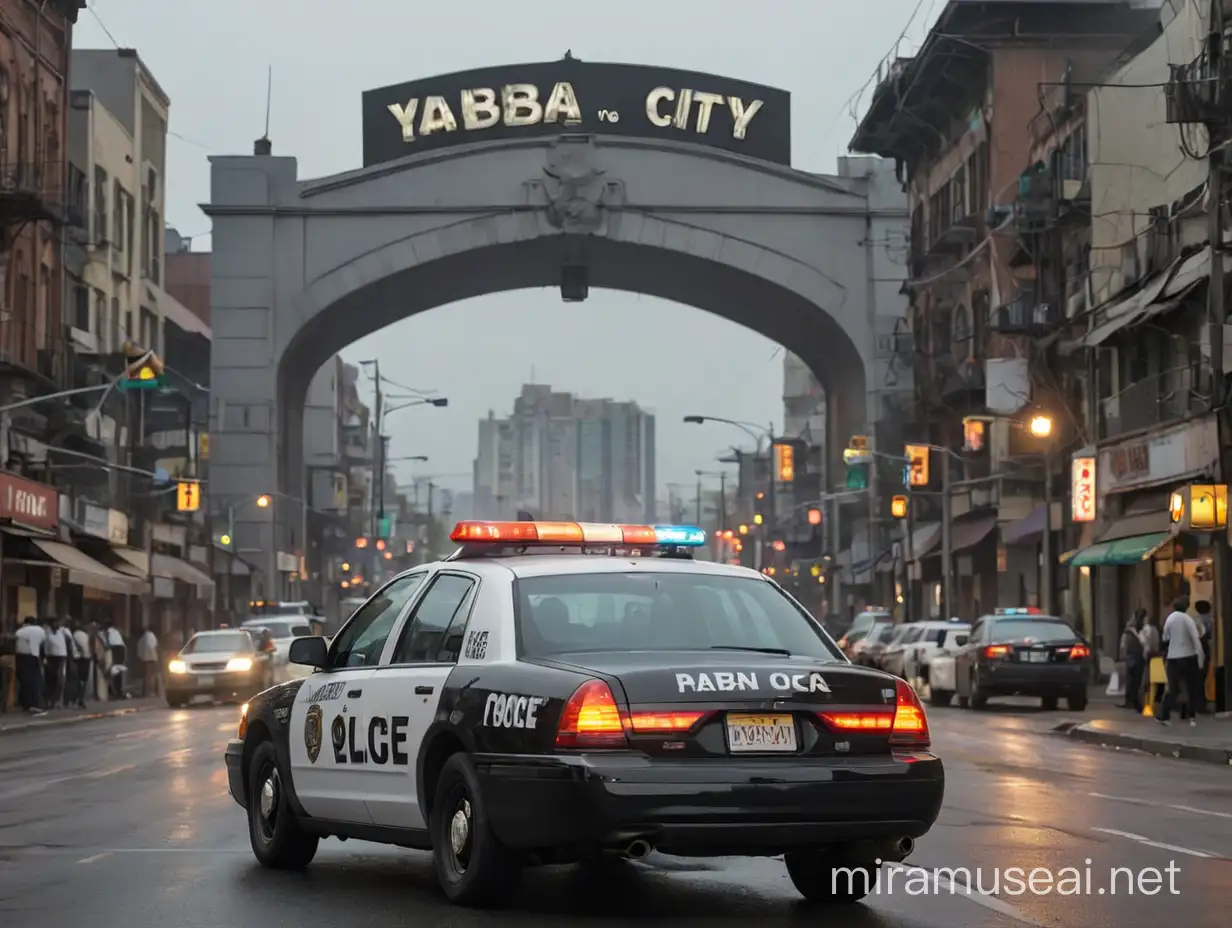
[289,636,328,668]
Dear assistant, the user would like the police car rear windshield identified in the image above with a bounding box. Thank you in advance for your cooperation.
[183,631,252,653]
[991,618,1078,643]
[515,572,842,660]
[243,619,313,639]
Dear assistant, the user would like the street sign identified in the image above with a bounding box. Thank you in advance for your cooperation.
[176,480,200,511]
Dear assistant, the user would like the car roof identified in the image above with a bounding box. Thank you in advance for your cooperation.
[411,554,768,581]
[192,628,250,637]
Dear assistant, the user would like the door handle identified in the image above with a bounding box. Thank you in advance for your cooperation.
[414,685,434,695]
[347,689,362,698]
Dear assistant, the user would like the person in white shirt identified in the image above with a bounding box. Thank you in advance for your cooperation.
[42,617,68,709]
[13,617,46,714]
[105,622,126,699]
[136,628,159,696]
[71,623,91,708]
[1157,595,1206,725]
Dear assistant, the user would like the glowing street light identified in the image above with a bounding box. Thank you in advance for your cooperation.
[1028,414,1053,438]
[256,494,271,508]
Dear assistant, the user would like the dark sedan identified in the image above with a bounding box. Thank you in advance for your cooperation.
[952,610,1091,710]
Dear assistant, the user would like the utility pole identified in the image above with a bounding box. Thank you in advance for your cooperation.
[426,481,435,559]
[940,450,953,620]
[694,470,703,526]
[1041,449,1055,615]
[718,471,727,529]
[903,495,915,622]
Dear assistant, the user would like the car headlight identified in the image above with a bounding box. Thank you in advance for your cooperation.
[226,657,253,672]
[168,659,187,674]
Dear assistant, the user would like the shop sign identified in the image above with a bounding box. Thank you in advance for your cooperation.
[0,472,58,530]
[107,509,129,545]
[1071,457,1096,522]
[1098,417,1220,494]
[79,501,110,539]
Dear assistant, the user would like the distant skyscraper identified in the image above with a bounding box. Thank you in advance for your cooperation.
[473,384,655,522]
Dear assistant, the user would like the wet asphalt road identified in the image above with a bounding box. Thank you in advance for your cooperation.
[0,703,1228,927]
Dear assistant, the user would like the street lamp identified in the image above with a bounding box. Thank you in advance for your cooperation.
[256,494,271,508]
[684,415,776,529]
[1028,414,1054,438]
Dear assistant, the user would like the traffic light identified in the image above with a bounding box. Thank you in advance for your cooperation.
[807,507,822,526]
[215,532,233,549]
[773,442,795,482]
[905,444,930,487]
[176,480,200,511]
[117,341,166,391]
[891,495,909,518]
[843,435,870,490]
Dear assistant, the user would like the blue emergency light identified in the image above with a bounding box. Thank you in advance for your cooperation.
[652,525,706,546]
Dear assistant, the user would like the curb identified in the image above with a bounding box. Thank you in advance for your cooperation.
[1058,722,1232,766]
[0,702,165,736]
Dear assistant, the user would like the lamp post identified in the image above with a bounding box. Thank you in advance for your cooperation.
[684,415,776,527]
[1028,413,1057,614]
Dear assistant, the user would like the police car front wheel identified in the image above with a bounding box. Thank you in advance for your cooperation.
[430,752,521,907]
[246,741,318,869]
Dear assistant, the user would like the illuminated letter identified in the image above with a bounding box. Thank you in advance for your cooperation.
[387,99,419,142]
[418,96,457,136]
[728,97,764,140]
[502,84,542,126]
[692,91,725,133]
[461,88,500,129]
[672,88,694,130]
[544,81,582,124]
[645,87,674,127]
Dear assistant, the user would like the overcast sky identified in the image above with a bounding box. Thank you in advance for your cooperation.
[73,0,937,495]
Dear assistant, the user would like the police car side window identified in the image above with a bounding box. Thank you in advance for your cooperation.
[328,574,426,669]
[391,574,476,664]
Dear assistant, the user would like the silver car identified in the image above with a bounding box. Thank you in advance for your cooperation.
[166,629,274,706]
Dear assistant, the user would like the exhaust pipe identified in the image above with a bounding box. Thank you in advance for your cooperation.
[621,838,653,860]
[897,836,914,858]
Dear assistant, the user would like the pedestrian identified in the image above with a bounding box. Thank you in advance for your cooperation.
[42,616,68,709]
[1156,595,1206,726]
[1119,609,1146,712]
[14,617,46,714]
[1194,600,1213,701]
[72,622,91,707]
[137,626,159,697]
[105,621,126,699]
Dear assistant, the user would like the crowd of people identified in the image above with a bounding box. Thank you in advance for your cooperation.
[0,617,162,715]
[1118,596,1213,724]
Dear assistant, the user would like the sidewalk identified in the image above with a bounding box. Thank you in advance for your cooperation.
[1055,710,1232,766]
[0,694,166,735]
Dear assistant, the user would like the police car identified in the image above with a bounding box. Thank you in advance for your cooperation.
[224,521,944,907]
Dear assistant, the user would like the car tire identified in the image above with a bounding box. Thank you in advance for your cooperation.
[929,688,953,707]
[785,850,877,903]
[1067,691,1088,711]
[969,670,988,710]
[1041,695,1059,710]
[246,740,318,869]
[431,752,521,907]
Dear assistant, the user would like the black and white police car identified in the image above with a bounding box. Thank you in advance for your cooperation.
[224,521,944,907]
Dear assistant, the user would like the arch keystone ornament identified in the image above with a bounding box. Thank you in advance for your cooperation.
[206,60,912,595]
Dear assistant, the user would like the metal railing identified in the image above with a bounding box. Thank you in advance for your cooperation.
[1099,366,1201,439]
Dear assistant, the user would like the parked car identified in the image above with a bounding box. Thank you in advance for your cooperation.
[836,609,890,657]
[921,626,972,706]
[952,608,1091,710]
[241,616,315,682]
[902,620,971,685]
[880,624,928,678]
[848,620,895,665]
[859,622,904,669]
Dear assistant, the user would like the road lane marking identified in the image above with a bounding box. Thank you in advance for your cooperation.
[77,853,112,864]
[83,764,135,779]
[1088,791,1232,820]
[1090,827,1213,858]
[884,863,1046,926]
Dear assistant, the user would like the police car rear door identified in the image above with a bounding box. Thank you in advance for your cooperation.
[362,570,481,829]
[288,572,427,823]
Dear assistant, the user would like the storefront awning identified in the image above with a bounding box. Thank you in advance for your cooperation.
[1001,504,1046,545]
[1069,532,1172,567]
[30,539,143,595]
[905,523,942,562]
[107,547,215,591]
[923,516,997,558]
[1098,509,1171,543]
[1082,247,1221,347]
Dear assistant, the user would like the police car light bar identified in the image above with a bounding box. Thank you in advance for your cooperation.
[994,607,1042,615]
[449,521,706,546]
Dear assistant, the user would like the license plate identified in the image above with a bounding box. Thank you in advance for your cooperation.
[197,675,214,686]
[1028,651,1048,663]
[726,713,797,753]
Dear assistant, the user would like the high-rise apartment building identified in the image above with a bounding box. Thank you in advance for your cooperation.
[473,384,655,522]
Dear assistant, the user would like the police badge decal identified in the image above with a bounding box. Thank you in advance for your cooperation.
[305,704,323,763]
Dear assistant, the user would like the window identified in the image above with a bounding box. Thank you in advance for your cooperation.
[71,283,89,331]
[392,574,476,663]
[968,620,985,642]
[93,165,108,242]
[112,180,125,251]
[901,626,924,644]
[989,619,1077,644]
[515,572,842,660]
[328,573,426,668]
[183,631,253,654]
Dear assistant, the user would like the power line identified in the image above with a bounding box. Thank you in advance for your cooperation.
[87,0,120,47]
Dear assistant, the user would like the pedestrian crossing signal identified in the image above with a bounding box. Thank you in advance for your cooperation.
[176,480,200,511]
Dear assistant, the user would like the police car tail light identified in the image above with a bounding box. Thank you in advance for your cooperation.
[889,679,929,747]
[817,710,894,732]
[628,710,709,733]
[984,644,1011,659]
[555,679,628,748]
[1065,644,1090,660]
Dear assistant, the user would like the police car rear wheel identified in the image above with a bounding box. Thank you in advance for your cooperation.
[246,741,318,869]
[431,753,520,906]
[785,850,876,903]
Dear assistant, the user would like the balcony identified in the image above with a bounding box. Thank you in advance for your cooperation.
[1099,367,1201,439]
[0,161,66,225]
[988,294,1061,335]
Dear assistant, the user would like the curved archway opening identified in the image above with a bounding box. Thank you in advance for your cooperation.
[278,235,867,504]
